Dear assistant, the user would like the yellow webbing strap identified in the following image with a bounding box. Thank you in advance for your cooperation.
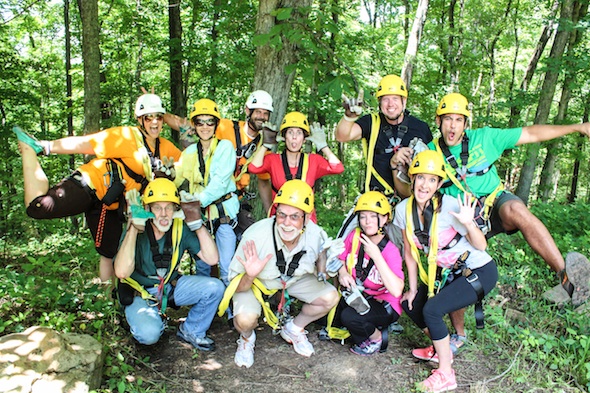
[218,274,280,329]
[405,195,440,298]
[121,218,183,303]
[362,113,394,196]
[324,293,350,341]
[300,153,309,183]
[481,183,504,220]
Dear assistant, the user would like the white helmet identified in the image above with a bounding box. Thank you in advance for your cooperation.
[245,90,274,112]
[135,94,165,118]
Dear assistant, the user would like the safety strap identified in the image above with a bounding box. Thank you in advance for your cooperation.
[196,138,218,187]
[451,251,485,329]
[405,195,440,297]
[362,113,395,196]
[234,121,262,182]
[272,218,306,278]
[272,152,310,193]
[146,223,172,270]
[121,218,183,315]
[355,236,389,282]
[112,158,150,193]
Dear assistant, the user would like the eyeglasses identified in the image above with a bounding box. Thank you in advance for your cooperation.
[144,114,163,122]
[276,211,304,221]
[194,118,216,127]
[150,204,176,214]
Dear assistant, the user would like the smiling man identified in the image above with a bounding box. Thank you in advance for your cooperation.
[224,180,339,368]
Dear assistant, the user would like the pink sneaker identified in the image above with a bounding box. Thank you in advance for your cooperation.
[412,346,453,364]
[416,368,457,392]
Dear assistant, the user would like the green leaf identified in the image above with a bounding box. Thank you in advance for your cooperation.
[275,8,292,21]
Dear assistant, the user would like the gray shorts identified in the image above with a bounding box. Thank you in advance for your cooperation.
[486,191,523,238]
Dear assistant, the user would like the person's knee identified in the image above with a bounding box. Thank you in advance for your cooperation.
[130,322,163,345]
[499,199,532,227]
[233,312,259,333]
[316,289,339,310]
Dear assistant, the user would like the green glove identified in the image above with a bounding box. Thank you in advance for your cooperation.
[307,122,328,152]
[126,189,154,231]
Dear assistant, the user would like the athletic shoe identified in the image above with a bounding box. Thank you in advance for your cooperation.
[350,338,382,356]
[416,368,457,392]
[176,323,215,351]
[234,331,256,368]
[13,126,46,155]
[449,334,466,355]
[565,252,590,306]
[388,321,404,334]
[280,321,314,357]
[412,346,453,364]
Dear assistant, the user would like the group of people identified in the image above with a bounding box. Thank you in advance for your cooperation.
[13,74,590,392]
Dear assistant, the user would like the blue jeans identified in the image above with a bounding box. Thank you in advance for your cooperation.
[125,275,224,345]
[196,223,236,286]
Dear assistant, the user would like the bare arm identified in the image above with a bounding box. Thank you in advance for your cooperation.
[114,225,139,279]
[249,144,268,168]
[335,118,363,142]
[195,226,219,266]
[401,230,418,310]
[319,146,342,165]
[517,122,590,145]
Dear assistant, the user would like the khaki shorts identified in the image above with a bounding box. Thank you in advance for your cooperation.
[232,273,337,317]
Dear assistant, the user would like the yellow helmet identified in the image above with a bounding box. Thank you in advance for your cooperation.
[409,150,447,180]
[280,111,310,136]
[143,178,180,205]
[273,180,314,213]
[376,74,408,99]
[189,98,221,121]
[354,191,391,218]
[436,93,471,118]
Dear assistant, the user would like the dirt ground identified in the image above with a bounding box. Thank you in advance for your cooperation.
[123,308,582,393]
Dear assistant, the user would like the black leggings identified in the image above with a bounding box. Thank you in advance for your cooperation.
[402,261,498,340]
[337,297,400,344]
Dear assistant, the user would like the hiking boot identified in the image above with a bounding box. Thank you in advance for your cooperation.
[350,338,382,356]
[388,321,404,334]
[412,345,453,364]
[234,331,255,368]
[318,327,330,341]
[416,368,457,392]
[449,334,466,355]
[565,252,590,306]
[280,321,314,357]
[13,126,47,155]
[176,323,215,351]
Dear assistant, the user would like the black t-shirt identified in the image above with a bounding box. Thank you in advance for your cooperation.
[357,111,432,194]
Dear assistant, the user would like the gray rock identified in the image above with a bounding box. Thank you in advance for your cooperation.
[0,326,104,393]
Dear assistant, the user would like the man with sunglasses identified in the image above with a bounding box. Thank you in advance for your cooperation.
[223,180,339,368]
[13,93,181,282]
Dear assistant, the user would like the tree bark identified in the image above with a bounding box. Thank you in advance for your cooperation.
[77,0,101,135]
[539,0,587,202]
[514,0,574,204]
[169,0,184,143]
[253,0,313,125]
[401,0,429,89]
[508,0,559,128]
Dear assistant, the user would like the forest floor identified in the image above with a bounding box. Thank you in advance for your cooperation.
[122,305,585,393]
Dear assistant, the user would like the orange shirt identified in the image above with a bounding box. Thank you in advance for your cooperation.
[216,118,269,191]
[78,126,181,209]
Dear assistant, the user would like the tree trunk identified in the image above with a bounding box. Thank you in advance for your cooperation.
[253,0,313,125]
[508,0,559,128]
[77,0,100,135]
[400,0,428,89]
[539,1,587,202]
[169,0,184,143]
[514,0,574,204]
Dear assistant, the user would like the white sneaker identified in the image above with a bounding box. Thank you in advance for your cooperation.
[280,321,314,357]
[234,331,256,368]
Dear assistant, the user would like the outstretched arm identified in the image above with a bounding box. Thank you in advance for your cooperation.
[517,122,590,145]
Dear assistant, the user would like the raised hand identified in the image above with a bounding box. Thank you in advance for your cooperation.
[341,90,364,118]
[236,240,273,278]
[306,122,328,151]
[449,192,478,225]
[126,189,154,232]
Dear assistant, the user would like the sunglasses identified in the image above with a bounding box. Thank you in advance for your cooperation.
[144,114,163,122]
[194,119,216,127]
